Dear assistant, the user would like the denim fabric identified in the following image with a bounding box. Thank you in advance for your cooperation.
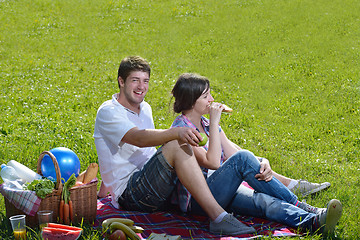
[190,150,316,231]
[118,147,178,212]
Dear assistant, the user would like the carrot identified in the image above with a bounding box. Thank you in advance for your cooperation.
[60,174,76,225]
[69,200,73,223]
[59,199,65,224]
[63,202,70,225]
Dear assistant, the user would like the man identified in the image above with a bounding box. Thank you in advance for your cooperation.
[94,56,341,237]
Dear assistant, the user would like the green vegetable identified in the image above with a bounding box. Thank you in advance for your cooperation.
[62,174,77,204]
[64,173,76,190]
[24,178,55,199]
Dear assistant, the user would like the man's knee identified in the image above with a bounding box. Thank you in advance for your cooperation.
[162,140,194,166]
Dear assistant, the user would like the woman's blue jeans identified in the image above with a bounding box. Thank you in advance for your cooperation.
[190,150,316,231]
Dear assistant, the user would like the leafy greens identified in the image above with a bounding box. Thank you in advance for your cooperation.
[24,178,55,199]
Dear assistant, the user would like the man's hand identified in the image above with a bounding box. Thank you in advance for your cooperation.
[177,127,202,146]
[255,158,273,182]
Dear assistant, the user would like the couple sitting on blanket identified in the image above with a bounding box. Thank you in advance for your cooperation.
[94,56,342,237]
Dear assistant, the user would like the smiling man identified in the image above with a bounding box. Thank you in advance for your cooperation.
[117,69,149,113]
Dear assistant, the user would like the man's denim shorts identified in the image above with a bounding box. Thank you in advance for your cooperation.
[118,147,178,212]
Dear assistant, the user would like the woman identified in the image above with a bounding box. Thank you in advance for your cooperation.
[170,73,342,237]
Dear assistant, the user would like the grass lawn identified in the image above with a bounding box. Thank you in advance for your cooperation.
[1,0,359,239]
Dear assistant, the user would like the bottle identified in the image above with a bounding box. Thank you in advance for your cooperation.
[0,164,24,189]
[1,164,21,182]
[7,160,42,183]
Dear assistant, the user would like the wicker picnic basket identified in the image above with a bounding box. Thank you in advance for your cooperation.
[4,151,98,227]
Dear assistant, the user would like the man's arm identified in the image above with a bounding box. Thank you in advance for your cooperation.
[122,126,203,147]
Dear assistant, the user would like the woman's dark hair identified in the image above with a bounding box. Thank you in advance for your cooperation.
[172,73,210,113]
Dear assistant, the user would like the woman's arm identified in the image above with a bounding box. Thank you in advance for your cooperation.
[194,128,240,169]
[220,130,240,160]
[193,146,220,169]
[192,103,223,169]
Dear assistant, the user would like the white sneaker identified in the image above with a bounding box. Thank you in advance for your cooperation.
[290,180,331,196]
[317,199,342,238]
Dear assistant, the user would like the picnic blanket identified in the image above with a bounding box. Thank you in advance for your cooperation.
[95,196,300,239]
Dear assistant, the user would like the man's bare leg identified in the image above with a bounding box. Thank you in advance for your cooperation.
[162,140,257,235]
[162,140,224,220]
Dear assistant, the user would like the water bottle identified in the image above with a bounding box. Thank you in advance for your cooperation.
[7,160,42,183]
[1,164,20,182]
[0,164,24,189]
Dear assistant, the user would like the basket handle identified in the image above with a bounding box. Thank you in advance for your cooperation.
[37,151,62,191]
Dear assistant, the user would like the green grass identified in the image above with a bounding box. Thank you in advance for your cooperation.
[1,0,360,238]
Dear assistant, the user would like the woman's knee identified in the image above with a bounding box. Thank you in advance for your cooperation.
[224,150,260,174]
[230,150,257,163]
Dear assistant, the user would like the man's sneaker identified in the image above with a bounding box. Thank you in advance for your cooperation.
[297,200,323,215]
[209,213,256,235]
[290,180,331,197]
[316,199,343,237]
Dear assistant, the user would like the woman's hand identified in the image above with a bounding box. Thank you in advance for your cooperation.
[255,158,273,182]
[209,102,224,125]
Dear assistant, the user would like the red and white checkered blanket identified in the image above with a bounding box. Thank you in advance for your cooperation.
[0,183,41,216]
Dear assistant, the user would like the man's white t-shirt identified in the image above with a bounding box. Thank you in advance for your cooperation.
[93,94,157,208]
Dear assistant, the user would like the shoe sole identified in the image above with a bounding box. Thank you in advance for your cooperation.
[302,182,331,197]
[323,199,342,237]
[210,228,256,236]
